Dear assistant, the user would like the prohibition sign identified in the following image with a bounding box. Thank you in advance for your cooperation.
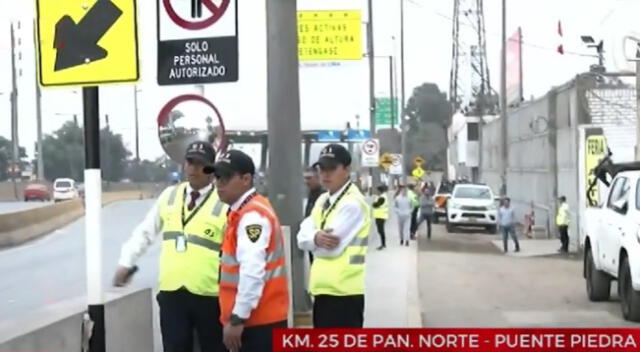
[163,0,231,30]
[157,94,228,153]
[362,139,378,155]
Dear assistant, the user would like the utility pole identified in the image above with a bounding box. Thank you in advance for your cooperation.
[32,20,44,180]
[367,0,379,191]
[133,86,140,162]
[400,0,408,180]
[389,56,395,129]
[10,23,19,199]
[499,0,508,195]
[265,0,308,314]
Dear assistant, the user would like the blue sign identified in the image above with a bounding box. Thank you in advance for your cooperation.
[316,129,371,142]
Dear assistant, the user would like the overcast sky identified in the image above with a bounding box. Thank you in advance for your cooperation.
[0,0,637,163]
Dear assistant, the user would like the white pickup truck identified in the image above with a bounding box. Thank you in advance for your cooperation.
[582,153,640,322]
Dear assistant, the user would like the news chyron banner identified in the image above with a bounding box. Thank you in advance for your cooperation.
[273,329,640,352]
[297,10,362,61]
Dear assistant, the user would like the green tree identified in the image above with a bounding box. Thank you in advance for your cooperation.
[405,83,452,171]
[0,137,12,181]
[42,121,131,182]
[126,158,172,183]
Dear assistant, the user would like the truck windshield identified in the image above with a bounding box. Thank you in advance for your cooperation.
[454,187,492,199]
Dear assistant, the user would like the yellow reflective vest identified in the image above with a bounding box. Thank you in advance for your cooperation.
[158,182,228,296]
[556,202,571,226]
[309,184,371,296]
[372,193,389,220]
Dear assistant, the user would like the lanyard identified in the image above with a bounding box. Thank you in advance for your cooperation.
[320,182,351,230]
[181,187,213,227]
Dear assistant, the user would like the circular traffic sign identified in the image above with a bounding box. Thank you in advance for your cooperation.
[362,139,379,156]
[157,94,228,163]
[163,0,231,30]
[391,155,401,166]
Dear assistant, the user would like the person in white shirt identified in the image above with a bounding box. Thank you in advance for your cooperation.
[394,186,413,246]
[297,144,371,328]
[113,141,227,352]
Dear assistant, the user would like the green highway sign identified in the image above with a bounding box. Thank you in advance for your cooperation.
[375,97,399,128]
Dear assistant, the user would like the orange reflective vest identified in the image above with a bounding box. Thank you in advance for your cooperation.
[219,194,289,327]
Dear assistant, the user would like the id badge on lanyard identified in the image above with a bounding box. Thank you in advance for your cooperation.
[175,235,187,252]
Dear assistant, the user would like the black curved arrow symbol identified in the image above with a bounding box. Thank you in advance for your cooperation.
[53,0,123,71]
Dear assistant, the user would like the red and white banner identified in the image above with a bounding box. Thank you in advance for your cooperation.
[505,27,523,107]
[274,328,640,352]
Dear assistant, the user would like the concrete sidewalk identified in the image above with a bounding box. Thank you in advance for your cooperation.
[491,238,581,258]
[364,213,422,327]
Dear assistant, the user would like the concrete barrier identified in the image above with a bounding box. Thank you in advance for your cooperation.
[0,190,156,249]
[0,288,154,352]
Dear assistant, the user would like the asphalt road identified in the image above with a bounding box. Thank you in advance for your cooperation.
[0,201,51,214]
[417,224,638,327]
[0,200,160,322]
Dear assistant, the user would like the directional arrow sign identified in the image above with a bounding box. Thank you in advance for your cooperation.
[36,0,140,86]
[53,0,123,71]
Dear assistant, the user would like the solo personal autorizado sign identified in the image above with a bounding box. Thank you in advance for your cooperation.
[157,0,239,85]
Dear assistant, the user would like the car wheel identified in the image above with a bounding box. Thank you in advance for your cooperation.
[619,256,640,322]
[24,197,28,202]
[585,247,611,302]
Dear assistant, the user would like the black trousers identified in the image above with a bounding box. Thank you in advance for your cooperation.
[416,213,433,239]
[375,218,386,247]
[313,295,365,328]
[559,225,569,252]
[157,289,224,352]
[240,320,288,352]
[410,208,419,236]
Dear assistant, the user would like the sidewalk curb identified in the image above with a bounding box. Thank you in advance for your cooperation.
[406,242,423,327]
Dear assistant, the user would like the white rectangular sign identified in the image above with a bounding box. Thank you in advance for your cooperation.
[360,138,380,168]
[389,154,403,175]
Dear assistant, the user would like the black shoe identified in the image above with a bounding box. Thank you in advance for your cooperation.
[377,245,385,250]
[515,248,520,253]
[405,241,409,247]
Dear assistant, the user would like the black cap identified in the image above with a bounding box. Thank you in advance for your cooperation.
[185,141,216,165]
[313,144,352,169]
[204,150,255,177]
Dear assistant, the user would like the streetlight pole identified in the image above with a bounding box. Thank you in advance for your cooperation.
[10,22,19,199]
[400,0,408,181]
[367,0,379,192]
[499,0,508,196]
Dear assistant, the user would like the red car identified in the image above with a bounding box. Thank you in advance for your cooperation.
[24,183,51,202]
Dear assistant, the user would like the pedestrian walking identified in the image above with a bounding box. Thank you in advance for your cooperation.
[416,186,435,240]
[372,185,389,250]
[394,186,412,246]
[304,167,324,263]
[497,197,520,253]
[113,141,227,352]
[206,150,289,352]
[297,144,371,328]
[556,196,571,253]
[408,184,419,239]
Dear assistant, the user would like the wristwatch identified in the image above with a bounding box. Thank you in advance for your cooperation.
[229,314,246,326]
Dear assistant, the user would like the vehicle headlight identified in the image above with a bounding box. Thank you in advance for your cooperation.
[450,202,461,209]
[488,203,498,210]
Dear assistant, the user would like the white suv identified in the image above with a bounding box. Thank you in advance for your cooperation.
[53,178,78,202]
[583,157,640,322]
[446,184,498,233]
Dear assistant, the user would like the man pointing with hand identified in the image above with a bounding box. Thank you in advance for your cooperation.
[297,144,371,328]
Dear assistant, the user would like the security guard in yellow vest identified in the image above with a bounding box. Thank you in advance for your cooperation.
[297,144,371,328]
[372,185,389,250]
[113,141,227,352]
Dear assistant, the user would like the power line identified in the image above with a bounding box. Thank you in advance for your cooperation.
[409,0,597,58]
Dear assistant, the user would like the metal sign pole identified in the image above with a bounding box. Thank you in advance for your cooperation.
[83,86,105,352]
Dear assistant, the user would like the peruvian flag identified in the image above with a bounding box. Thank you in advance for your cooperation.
[557,20,564,54]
